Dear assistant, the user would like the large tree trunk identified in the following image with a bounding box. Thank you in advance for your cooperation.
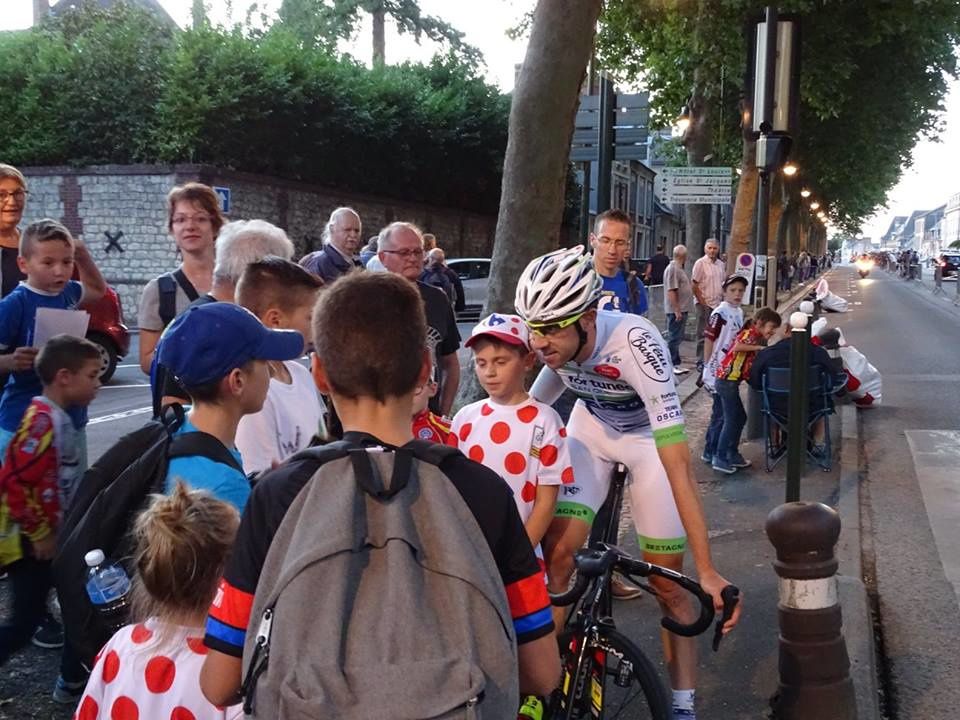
[726,137,758,273]
[372,6,386,65]
[683,82,713,264]
[456,0,603,407]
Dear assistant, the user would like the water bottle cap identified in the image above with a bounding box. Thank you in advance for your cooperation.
[85,549,105,567]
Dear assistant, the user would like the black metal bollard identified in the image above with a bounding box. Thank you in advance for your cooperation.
[766,502,857,719]
[785,312,809,502]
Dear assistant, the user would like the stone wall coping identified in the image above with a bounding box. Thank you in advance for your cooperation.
[19,163,496,222]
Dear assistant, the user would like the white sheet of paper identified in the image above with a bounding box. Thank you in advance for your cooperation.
[33,308,91,348]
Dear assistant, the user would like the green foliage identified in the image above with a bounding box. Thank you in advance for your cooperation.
[0,2,508,214]
[276,0,482,65]
[0,1,174,165]
[599,1,960,234]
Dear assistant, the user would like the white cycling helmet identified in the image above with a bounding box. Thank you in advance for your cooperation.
[515,246,602,324]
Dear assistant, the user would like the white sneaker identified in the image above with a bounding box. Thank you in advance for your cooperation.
[673,366,690,375]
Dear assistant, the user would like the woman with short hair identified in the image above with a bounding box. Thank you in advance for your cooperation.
[137,183,224,373]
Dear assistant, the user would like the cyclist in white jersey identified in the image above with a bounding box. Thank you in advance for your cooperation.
[516,247,740,720]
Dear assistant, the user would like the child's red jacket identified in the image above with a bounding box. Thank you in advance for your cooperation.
[0,398,61,566]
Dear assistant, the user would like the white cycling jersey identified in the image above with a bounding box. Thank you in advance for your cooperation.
[531,311,687,445]
[531,311,688,549]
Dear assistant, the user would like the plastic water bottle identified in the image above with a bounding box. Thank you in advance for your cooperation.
[84,549,131,632]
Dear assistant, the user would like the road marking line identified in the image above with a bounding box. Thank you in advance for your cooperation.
[905,430,960,605]
[88,406,152,425]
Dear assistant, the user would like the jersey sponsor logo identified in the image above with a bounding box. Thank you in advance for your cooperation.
[529,425,545,458]
[594,363,621,380]
[418,427,435,440]
[627,327,671,383]
[602,353,622,365]
[561,485,582,496]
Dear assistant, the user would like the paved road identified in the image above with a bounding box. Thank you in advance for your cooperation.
[815,265,960,719]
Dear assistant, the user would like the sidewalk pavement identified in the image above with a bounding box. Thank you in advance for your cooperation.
[614,271,881,719]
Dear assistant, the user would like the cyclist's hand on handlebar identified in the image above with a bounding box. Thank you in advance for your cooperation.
[699,571,742,634]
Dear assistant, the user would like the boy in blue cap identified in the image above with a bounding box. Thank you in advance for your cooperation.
[155,302,305,510]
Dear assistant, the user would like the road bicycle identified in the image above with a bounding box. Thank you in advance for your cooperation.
[545,464,739,719]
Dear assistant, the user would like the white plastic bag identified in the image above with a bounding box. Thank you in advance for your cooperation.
[838,345,882,406]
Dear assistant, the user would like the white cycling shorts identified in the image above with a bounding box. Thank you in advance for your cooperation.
[556,401,686,555]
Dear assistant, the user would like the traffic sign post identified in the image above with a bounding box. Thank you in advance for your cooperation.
[214,186,231,213]
[654,167,733,205]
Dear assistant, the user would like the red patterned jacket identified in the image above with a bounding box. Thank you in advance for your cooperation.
[0,398,60,565]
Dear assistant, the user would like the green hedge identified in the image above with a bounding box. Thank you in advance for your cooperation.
[0,2,510,214]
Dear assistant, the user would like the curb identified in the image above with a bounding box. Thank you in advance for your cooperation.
[837,403,882,720]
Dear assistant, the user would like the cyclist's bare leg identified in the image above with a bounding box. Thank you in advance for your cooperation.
[542,516,591,629]
[645,549,698,692]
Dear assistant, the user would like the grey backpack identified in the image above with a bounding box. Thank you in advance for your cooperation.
[240,441,519,719]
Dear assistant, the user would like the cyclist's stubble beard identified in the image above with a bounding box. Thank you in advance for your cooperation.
[534,317,596,369]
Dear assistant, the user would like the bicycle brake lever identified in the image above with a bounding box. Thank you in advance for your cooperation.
[712,585,740,652]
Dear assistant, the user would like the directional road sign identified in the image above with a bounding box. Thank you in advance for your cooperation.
[654,167,733,205]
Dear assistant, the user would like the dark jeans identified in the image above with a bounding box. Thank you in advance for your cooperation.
[666,312,688,365]
[703,390,723,460]
[715,379,746,463]
[0,555,51,667]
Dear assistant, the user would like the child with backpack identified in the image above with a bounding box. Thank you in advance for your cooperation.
[0,219,106,460]
[74,482,242,719]
[233,258,326,475]
[199,271,559,715]
[711,308,782,474]
[0,335,102,676]
[154,302,306,510]
[450,313,572,556]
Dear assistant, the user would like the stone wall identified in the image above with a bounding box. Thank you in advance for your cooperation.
[19,164,498,326]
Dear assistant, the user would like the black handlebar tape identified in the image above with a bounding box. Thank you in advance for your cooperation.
[656,570,716,637]
[712,585,740,652]
[549,574,589,607]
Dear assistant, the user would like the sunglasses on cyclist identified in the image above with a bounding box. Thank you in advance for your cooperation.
[525,312,585,338]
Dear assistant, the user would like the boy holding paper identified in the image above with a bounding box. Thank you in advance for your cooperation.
[0,219,106,459]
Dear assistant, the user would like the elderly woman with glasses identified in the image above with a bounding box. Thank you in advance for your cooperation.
[0,165,30,298]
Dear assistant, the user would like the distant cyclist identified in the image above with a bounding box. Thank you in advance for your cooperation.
[516,246,741,720]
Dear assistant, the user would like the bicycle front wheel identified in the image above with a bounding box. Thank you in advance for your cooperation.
[549,626,671,720]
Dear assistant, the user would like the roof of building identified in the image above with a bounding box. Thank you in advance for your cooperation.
[49,0,175,25]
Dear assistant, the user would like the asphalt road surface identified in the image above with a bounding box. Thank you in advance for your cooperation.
[823,265,960,719]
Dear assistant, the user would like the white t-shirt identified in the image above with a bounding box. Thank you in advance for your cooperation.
[702,301,744,391]
[449,397,573,526]
[76,618,242,720]
[235,361,325,475]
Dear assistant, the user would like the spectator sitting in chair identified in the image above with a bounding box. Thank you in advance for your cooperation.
[747,322,847,456]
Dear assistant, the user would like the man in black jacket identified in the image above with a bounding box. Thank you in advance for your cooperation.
[748,324,847,451]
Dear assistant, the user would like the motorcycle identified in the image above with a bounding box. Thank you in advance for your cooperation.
[855,257,873,278]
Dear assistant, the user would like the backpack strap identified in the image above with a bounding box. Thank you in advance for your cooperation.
[157,270,200,329]
[406,440,460,467]
[156,273,177,329]
[172,268,200,302]
[168,431,244,475]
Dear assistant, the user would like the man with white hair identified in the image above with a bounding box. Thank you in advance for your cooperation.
[203,220,296,303]
[663,245,693,374]
[299,207,363,283]
[379,222,461,416]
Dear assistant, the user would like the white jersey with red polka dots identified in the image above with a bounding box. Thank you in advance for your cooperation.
[449,397,573,525]
[74,618,242,720]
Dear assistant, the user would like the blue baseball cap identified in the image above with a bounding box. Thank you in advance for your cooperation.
[157,302,305,387]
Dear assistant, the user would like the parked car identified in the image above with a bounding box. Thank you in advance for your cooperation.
[447,258,490,319]
[935,252,960,279]
[76,277,130,383]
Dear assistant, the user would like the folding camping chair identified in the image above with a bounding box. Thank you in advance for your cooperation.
[760,366,834,472]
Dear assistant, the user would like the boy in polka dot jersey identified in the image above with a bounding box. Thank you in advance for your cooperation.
[450,313,573,557]
[74,483,242,720]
